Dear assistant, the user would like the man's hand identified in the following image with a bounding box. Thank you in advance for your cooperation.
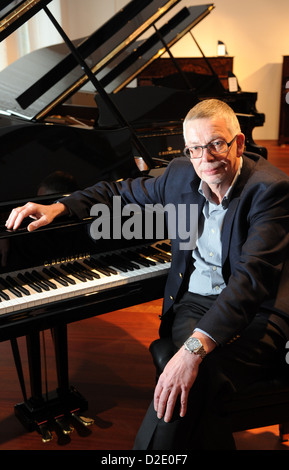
[153,345,201,423]
[154,332,216,423]
[5,202,68,232]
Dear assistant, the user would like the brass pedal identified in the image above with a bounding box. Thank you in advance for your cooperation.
[55,416,74,435]
[71,413,94,427]
[38,423,53,443]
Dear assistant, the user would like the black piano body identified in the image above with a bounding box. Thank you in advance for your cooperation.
[0,0,266,440]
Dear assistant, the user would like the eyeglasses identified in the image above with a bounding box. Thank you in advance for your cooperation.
[184,135,237,160]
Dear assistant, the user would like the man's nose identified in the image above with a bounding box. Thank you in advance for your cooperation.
[201,147,215,161]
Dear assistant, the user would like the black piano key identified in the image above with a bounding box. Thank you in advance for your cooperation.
[139,247,169,262]
[135,247,164,263]
[17,273,42,293]
[101,255,128,272]
[124,250,155,267]
[6,276,31,296]
[48,266,76,285]
[61,264,87,282]
[42,267,69,287]
[115,253,140,270]
[83,258,109,276]
[156,242,171,252]
[25,271,50,291]
[84,258,115,276]
[0,277,22,297]
[0,290,9,300]
[69,261,94,280]
[32,270,58,289]
[93,257,119,275]
[73,261,100,279]
[149,246,171,261]
[64,263,89,281]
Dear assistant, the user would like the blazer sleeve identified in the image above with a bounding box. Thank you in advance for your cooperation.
[57,163,178,220]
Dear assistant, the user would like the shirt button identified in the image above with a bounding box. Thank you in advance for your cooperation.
[209,252,214,257]
[212,266,217,271]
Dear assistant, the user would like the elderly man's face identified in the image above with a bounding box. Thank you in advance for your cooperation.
[184,117,245,200]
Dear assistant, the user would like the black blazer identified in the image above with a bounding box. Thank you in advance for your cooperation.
[61,153,289,344]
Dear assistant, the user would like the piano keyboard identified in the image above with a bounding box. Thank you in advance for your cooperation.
[0,241,171,316]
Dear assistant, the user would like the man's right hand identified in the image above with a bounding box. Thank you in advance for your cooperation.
[5,202,68,232]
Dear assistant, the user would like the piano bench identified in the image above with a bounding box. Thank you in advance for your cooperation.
[149,337,289,444]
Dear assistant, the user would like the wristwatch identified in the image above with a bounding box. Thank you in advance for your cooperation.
[184,337,206,359]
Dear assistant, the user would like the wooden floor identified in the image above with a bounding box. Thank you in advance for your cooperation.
[0,140,289,454]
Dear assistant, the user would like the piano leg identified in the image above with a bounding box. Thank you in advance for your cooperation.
[52,324,69,394]
[10,338,28,403]
[52,325,94,429]
[26,332,43,405]
[13,326,90,441]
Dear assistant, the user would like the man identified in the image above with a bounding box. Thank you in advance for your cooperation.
[6,99,289,449]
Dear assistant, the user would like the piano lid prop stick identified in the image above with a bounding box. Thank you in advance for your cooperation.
[152,23,192,91]
[189,30,225,92]
[43,5,155,170]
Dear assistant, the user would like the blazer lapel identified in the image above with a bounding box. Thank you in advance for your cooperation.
[221,197,240,264]
[221,155,256,264]
[176,178,204,268]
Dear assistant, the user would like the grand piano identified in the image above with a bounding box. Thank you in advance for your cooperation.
[0,0,266,442]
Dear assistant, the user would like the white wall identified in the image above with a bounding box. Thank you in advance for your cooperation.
[170,0,289,140]
[2,0,289,139]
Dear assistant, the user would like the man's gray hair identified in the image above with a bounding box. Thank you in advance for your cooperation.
[183,99,241,137]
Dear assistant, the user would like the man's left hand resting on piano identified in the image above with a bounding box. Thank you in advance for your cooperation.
[5,201,68,232]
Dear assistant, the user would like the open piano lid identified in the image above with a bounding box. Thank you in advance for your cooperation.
[0,0,214,121]
[0,0,53,40]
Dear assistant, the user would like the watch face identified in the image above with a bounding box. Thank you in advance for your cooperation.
[187,338,201,351]
[184,337,206,358]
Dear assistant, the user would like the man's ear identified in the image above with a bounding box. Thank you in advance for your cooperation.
[236,133,245,156]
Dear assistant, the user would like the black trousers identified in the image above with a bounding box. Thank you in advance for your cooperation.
[133,292,288,450]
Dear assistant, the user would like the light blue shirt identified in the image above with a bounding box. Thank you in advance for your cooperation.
[188,195,228,296]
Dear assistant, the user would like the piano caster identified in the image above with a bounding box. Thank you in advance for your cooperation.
[71,412,94,427]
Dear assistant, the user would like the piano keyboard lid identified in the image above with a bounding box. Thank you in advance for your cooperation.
[0,0,214,122]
